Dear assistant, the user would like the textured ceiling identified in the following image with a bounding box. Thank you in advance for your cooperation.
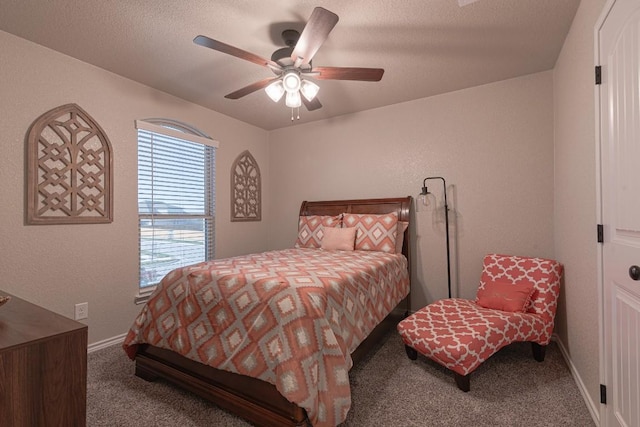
[0,0,580,130]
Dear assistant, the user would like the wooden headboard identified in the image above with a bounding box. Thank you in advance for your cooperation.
[299,197,412,272]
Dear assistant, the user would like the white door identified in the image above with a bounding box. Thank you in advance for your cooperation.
[599,0,640,426]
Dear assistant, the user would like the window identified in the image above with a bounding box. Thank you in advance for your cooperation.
[136,120,218,291]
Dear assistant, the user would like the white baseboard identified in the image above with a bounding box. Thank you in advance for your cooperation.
[88,333,127,353]
[551,334,600,426]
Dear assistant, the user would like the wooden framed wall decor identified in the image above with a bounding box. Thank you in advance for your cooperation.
[26,104,113,224]
[231,150,261,222]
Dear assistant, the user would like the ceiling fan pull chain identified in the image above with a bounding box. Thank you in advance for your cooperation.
[296,107,300,120]
[291,108,294,121]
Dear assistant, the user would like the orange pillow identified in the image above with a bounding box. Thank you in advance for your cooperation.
[321,227,357,251]
[476,280,535,312]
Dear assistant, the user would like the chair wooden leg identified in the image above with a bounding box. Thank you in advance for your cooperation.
[454,372,470,392]
[404,345,418,360]
[532,342,546,362]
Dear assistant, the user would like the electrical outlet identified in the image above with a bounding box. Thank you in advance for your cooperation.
[74,302,88,320]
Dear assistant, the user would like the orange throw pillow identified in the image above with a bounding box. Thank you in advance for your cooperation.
[321,227,357,251]
[476,280,535,312]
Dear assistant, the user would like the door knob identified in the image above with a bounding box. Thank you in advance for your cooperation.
[629,265,640,281]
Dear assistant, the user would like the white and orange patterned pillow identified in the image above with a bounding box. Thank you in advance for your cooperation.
[294,214,342,248]
[343,212,398,253]
[395,221,409,254]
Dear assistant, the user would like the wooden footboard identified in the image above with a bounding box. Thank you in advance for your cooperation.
[136,346,307,427]
[135,296,409,427]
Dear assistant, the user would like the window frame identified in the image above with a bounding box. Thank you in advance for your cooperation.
[134,119,219,303]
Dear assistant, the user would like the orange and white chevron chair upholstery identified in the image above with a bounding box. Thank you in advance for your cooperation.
[397,254,563,392]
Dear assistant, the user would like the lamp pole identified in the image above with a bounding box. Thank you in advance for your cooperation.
[421,176,452,299]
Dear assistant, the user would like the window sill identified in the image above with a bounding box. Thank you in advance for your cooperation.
[134,286,156,305]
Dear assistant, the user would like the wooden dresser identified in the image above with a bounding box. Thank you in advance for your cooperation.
[0,291,88,426]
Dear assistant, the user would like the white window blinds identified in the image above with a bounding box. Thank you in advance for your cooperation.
[136,121,217,289]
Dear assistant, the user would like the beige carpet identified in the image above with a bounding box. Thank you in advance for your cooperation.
[87,332,595,426]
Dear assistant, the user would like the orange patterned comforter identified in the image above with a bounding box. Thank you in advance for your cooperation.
[123,248,409,427]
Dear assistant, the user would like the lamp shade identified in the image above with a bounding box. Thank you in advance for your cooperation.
[265,80,285,102]
[285,90,302,108]
[300,79,320,101]
[282,71,301,93]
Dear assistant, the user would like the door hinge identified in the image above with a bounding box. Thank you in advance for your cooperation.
[597,224,604,243]
[600,384,607,404]
[595,66,602,85]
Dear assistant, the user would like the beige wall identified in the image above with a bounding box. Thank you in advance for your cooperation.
[553,0,608,419]
[0,30,270,344]
[1,3,608,419]
[268,71,555,309]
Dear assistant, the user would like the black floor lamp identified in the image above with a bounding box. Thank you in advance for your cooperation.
[419,176,452,299]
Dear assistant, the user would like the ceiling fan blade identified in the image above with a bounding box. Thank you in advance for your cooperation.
[291,7,339,67]
[194,35,281,70]
[302,96,322,111]
[458,0,480,6]
[311,66,384,82]
[224,77,279,99]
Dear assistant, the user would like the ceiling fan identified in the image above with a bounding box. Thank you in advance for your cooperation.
[193,7,384,117]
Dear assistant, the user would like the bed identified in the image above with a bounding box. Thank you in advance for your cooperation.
[123,197,412,427]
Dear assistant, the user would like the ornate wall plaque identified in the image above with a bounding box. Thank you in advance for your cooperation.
[26,104,113,224]
[231,150,261,222]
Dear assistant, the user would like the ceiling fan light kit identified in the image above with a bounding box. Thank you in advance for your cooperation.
[267,71,319,102]
[193,6,384,121]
